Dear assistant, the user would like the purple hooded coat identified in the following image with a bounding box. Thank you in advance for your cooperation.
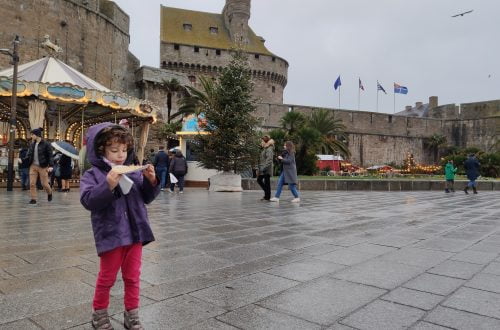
[80,122,159,256]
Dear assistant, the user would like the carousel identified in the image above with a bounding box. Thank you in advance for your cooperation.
[0,57,158,170]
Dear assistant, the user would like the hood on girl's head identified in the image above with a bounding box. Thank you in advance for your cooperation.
[85,122,135,168]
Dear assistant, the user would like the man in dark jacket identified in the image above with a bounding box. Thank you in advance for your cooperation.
[153,146,169,191]
[464,153,481,194]
[169,150,188,193]
[18,147,30,190]
[27,128,53,204]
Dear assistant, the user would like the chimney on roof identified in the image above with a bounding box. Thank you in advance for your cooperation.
[416,102,423,108]
[405,106,412,111]
[222,0,251,44]
[429,96,438,108]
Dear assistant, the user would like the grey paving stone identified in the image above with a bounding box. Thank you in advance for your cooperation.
[442,287,500,319]
[381,287,443,311]
[378,247,453,268]
[182,318,239,330]
[258,277,385,325]
[0,281,93,324]
[450,249,498,264]
[332,259,424,289]
[467,241,500,253]
[293,243,343,256]
[314,248,378,266]
[141,254,234,285]
[427,260,483,279]
[403,273,465,296]
[189,272,299,310]
[482,261,500,275]
[325,324,357,330]
[206,244,288,264]
[425,305,500,330]
[369,235,422,248]
[265,236,328,250]
[113,295,226,329]
[465,273,500,294]
[410,321,452,330]
[225,235,274,245]
[217,304,321,330]
[348,243,398,256]
[415,237,474,253]
[189,241,240,251]
[0,319,41,329]
[264,258,345,282]
[340,300,425,330]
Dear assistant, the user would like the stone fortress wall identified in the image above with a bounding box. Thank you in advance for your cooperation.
[0,0,139,94]
[160,44,288,105]
[255,98,499,167]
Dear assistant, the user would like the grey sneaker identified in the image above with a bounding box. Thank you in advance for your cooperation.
[92,309,114,329]
[124,308,143,330]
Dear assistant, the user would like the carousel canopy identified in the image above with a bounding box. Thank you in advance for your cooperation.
[0,57,110,92]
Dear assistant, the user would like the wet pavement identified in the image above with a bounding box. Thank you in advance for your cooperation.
[0,189,499,329]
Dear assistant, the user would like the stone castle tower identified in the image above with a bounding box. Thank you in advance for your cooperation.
[222,0,251,45]
[158,0,288,104]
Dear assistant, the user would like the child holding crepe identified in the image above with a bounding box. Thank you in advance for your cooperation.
[80,123,159,330]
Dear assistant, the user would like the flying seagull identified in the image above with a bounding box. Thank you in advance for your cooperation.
[452,10,473,17]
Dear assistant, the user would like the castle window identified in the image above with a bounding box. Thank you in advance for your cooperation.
[183,23,192,31]
[272,57,276,62]
[216,49,221,56]
[188,75,196,83]
[254,54,260,59]
[194,46,199,53]
[209,27,218,34]
[162,61,167,68]
[272,86,276,93]
[388,115,393,123]
[174,44,180,50]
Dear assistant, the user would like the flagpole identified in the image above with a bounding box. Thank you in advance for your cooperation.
[338,86,341,109]
[357,83,360,111]
[376,88,379,113]
[393,88,396,114]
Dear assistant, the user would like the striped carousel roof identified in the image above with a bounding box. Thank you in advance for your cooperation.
[0,57,110,92]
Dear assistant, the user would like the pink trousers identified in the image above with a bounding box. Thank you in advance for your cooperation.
[93,243,142,311]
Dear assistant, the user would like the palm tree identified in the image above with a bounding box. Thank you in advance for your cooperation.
[178,76,217,119]
[280,111,306,136]
[425,134,447,163]
[162,78,187,123]
[308,109,350,157]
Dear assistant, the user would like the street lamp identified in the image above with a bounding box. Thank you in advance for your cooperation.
[0,35,20,191]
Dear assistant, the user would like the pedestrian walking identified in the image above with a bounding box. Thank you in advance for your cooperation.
[444,160,457,193]
[50,152,63,191]
[26,128,53,205]
[169,149,188,193]
[146,148,156,165]
[464,153,480,194]
[154,146,169,191]
[18,147,30,190]
[80,123,159,330]
[59,153,73,192]
[270,141,300,203]
[256,135,274,201]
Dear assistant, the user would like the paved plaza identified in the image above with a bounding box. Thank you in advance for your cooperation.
[0,189,499,329]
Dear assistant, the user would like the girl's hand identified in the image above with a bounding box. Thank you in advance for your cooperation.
[277,156,283,160]
[106,169,122,191]
[143,164,157,185]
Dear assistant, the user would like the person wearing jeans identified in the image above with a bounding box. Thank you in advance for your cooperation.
[256,135,274,201]
[463,153,480,194]
[270,141,300,203]
[153,146,169,191]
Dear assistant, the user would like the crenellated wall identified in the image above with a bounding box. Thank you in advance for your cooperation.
[0,0,138,93]
[255,101,499,166]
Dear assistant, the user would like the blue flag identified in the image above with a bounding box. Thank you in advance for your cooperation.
[394,83,408,94]
[334,76,341,90]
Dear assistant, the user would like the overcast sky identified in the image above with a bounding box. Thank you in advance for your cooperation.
[114,0,498,114]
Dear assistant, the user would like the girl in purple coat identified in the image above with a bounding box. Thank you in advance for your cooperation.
[80,123,159,330]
